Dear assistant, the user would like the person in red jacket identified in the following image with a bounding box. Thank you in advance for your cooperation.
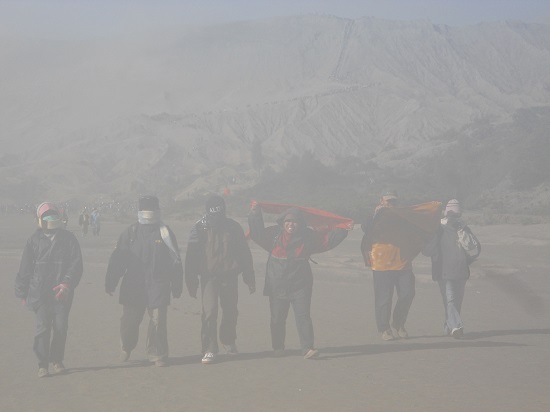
[248,201,348,359]
[15,202,83,378]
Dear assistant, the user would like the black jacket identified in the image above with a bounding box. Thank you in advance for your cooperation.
[15,228,83,310]
[422,221,480,281]
[105,223,183,308]
[185,216,255,297]
[248,209,347,298]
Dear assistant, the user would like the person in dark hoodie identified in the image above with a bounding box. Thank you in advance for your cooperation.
[185,195,255,364]
[15,202,83,378]
[248,201,348,359]
[105,195,183,367]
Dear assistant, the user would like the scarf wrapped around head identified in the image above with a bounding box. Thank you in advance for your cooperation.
[138,210,161,225]
[138,195,161,224]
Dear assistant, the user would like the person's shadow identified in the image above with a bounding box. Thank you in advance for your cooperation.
[63,354,200,375]
[61,328,549,372]
[316,328,549,360]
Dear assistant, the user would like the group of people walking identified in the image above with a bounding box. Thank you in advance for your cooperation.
[15,191,480,377]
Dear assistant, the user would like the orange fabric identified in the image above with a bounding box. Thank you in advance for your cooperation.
[361,201,443,270]
[253,200,354,230]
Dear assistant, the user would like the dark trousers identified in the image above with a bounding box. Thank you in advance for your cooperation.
[373,269,415,332]
[269,287,314,354]
[120,305,168,361]
[200,276,239,354]
[33,295,73,368]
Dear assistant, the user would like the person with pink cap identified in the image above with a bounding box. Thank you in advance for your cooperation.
[423,199,481,338]
[15,202,83,378]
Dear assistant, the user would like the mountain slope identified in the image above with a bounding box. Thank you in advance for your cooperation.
[1,16,550,207]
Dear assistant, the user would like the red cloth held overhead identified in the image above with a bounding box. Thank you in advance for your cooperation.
[252,200,354,230]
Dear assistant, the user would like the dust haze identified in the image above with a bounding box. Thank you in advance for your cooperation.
[1,2,550,411]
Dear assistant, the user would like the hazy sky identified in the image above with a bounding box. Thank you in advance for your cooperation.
[1,0,549,38]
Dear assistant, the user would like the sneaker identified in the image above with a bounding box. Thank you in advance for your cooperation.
[451,327,464,339]
[119,350,130,362]
[52,362,66,374]
[37,367,49,378]
[201,352,216,364]
[304,348,319,359]
[395,326,409,339]
[223,343,239,355]
[154,359,168,367]
[381,329,395,341]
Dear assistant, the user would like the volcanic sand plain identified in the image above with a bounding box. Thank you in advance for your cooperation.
[0,213,549,412]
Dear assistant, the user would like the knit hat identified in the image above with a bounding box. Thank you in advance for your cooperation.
[444,199,461,216]
[138,195,160,211]
[205,195,226,216]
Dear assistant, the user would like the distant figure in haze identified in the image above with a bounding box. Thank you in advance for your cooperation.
[60,208,69,229]
[90,208,101,236]
[185,195,255,365]
[361,189,416,341]
[105,195,183,367]
[248,201,347,359]
[78,209,89,237]
[422,199,481,338]
[15,202,83,378]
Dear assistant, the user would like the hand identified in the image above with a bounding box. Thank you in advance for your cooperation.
[248,285,256,294]
[21,298,27,306]
[53,283,70,301]
[250,200,259,212]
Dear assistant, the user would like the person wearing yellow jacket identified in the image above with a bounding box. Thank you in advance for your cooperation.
[361,190,441,341]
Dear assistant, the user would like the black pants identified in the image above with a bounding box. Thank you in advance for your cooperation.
[120,305,168,361]
[269,287,314,354]
[372,269,415,332]
[200,276,239,353]
[33,294,73,368]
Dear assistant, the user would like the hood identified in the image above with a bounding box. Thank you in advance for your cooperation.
[276,207,307,230]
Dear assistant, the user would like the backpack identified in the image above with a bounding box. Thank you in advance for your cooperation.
[457,227,481,264]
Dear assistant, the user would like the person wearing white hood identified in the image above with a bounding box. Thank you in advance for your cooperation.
[423,199,481,338]
[15,202,83,378]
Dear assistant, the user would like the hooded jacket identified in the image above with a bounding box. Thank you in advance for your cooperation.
[248,208,348,298]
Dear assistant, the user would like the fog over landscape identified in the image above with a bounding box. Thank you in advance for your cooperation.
[1,0,550,218]
[1,2,550,412]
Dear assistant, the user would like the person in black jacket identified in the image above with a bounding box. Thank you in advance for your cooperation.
[105,195,183,367]
[15,202,83,378]
[422,199,481,339]
[185,195,255,364]
[248,202,348,359]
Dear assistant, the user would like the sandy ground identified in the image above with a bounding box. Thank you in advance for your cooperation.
[0,214,549,412]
